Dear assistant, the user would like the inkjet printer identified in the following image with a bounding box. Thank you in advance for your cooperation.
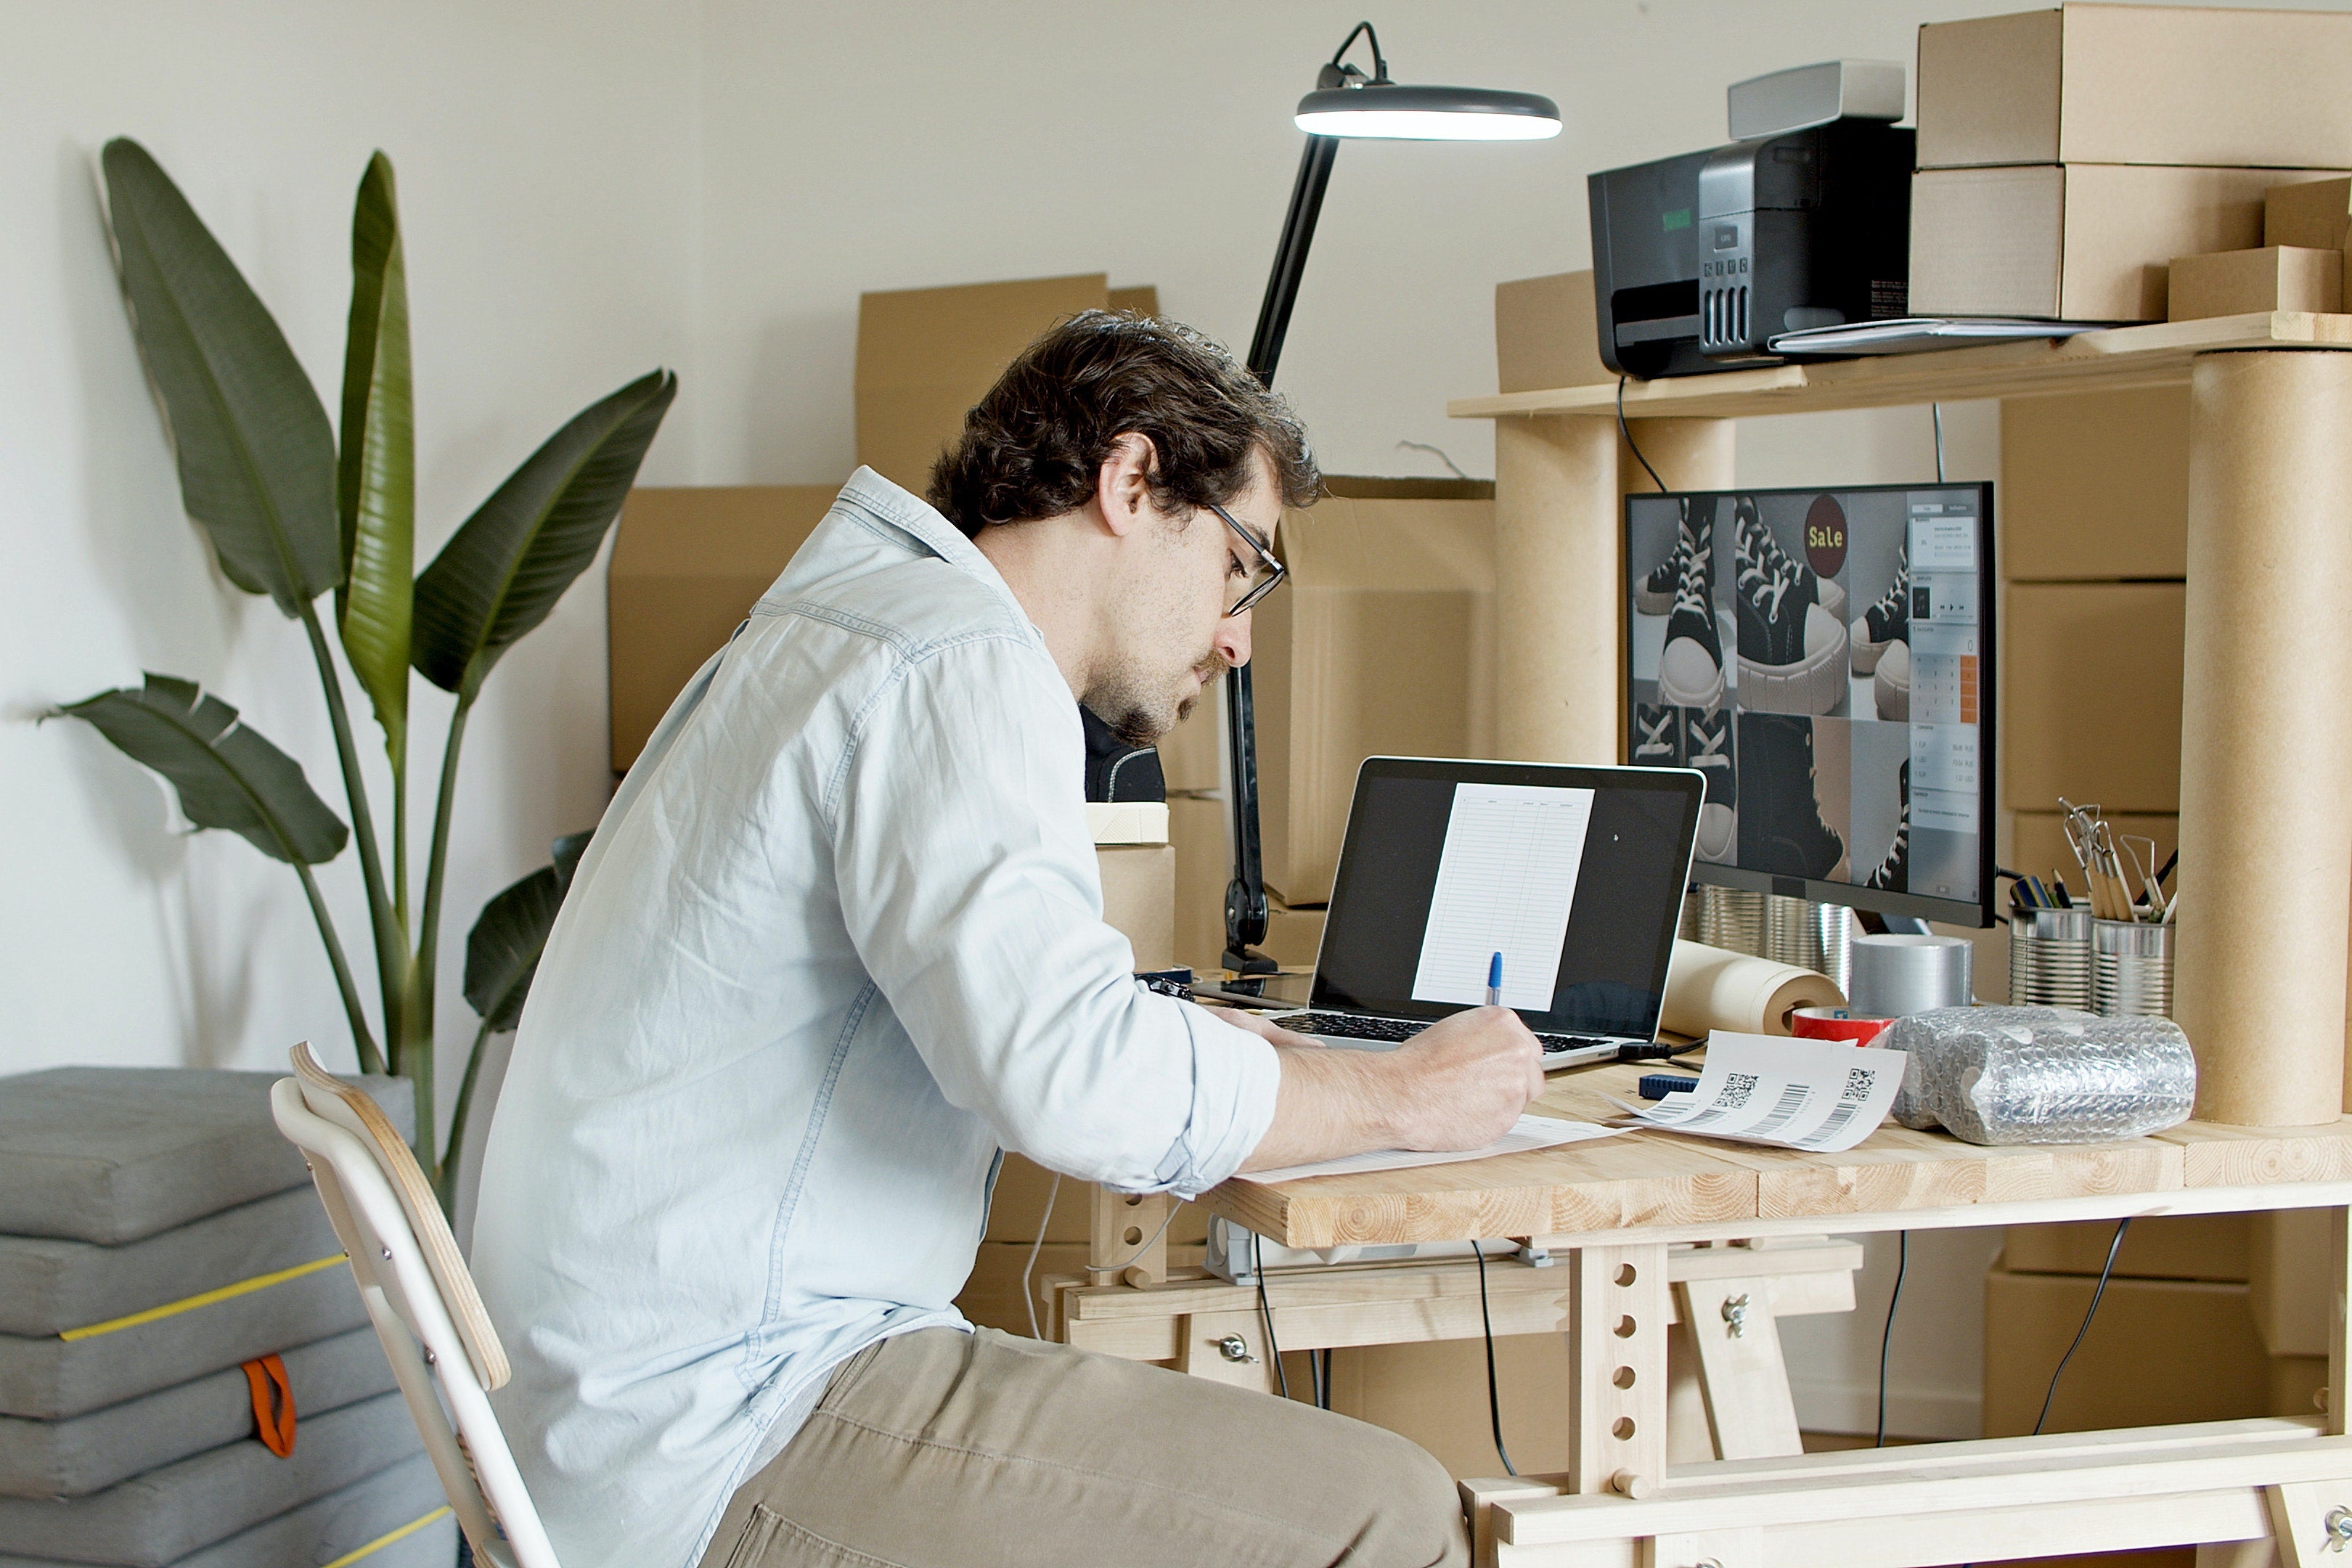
[1588,116,1914,378]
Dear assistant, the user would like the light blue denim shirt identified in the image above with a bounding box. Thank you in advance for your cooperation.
[470,469,1281,1568]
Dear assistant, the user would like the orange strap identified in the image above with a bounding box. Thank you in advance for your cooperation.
[240,1354,296,1457]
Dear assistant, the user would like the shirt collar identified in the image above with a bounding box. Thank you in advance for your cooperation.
[834,467,1041,637]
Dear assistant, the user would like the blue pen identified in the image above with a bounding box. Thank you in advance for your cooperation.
[1486,951,1503,1008]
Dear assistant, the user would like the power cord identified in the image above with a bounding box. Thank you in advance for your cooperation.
[2033,1217,2132,1436]
[1473,1242,1518,1475]
[1874,1230,1909,1446]
[1617,375,1667,492]
[1932,402,1947,483]
[1251,1233,1292,1400]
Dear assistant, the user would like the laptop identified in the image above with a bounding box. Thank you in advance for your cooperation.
[1269,756,1704,1071]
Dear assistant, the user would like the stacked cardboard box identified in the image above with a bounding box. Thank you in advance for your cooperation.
[608,274,1158,775]
[1911,5,2352,319]
[0,1069,453,1568]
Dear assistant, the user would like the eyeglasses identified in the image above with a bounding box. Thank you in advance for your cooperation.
[1209,502,1286,617]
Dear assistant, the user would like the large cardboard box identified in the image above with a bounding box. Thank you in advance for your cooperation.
[1263,894,1326,971]
[1169,792,1229,973]
[854,275,1158,496]
[1910,163,2343,321]
[2266,175,2352,253]
[2003,1215,2247,1282]
[1255,478,1496,906]
[2248,1209,2331,1358]
[1983,1267,2273,1436]
[1098,842,1175,973]
[1326,1336,1577,1480]
[1916,5,2352,171]
[1495,271,1612,395]
[607,485,841,772]
[2168,245,2341,321]
[1999,388,2188,581]
[2001,582,2184,814]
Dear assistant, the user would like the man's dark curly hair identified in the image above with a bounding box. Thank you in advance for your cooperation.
[928,311,1319,537]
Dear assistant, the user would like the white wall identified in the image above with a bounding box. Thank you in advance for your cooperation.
[0,1,699,1111]
[7,0,2340,1439]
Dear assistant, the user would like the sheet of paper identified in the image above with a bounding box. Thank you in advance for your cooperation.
[1238,1114,1620,1185]
[1624,1032,1904,1153]
[1410,783,1595,1010]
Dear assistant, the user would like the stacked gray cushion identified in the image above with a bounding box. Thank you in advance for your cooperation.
[0,1440,452,1568]
[0,1326,396,1498]
[0,1069,438,1564]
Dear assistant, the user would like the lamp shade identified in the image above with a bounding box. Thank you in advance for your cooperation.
[1293,82,1561,141]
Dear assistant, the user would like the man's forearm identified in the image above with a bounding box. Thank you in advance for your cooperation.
[1235,1045,1408,1172]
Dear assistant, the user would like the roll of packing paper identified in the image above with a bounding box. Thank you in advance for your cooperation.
[1849,933,1974,1018]
[1662,939,1846,1038]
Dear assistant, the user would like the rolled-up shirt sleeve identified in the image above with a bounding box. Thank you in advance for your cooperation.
[828,633,1279,1195]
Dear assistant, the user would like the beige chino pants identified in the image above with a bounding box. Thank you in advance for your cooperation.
[696,1326,1470,1568]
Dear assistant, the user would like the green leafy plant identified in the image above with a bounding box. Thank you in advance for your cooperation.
[57,139,671,1203]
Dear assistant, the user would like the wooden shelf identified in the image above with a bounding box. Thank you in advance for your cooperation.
[1447,311,2352,422]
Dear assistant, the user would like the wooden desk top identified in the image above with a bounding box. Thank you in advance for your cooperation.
[1445,311,2352,424]
[1203,1060,2352,1250]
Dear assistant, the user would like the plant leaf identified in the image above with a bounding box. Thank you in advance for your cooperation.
[55,674,348,865]
[412,369,677,700]
[462,865,561,1032]
[100,139,340,616]
[551,828,593,889]
[335,152,413,746]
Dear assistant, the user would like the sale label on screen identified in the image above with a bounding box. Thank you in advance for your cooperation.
[1805,493,1847,577]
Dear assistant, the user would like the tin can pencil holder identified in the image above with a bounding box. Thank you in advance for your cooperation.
[1692,884,1768,958]
[2093,917,2173,1019]
[2009,906,2094,1010]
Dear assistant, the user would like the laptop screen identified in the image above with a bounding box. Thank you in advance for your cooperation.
[1308,758,1702,1039]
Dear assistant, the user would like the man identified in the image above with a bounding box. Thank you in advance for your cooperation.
[474,313,1545,1568]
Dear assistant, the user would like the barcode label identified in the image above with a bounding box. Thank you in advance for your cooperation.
[1811,1098,1866,1145]
[1681,1071,1759,1128]
[1744,1084,1814,1139]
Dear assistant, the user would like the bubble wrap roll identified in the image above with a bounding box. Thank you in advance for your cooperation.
[1886,1006,2197,1146]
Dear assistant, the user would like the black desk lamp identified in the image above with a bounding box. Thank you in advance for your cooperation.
[1221,20,1560,973]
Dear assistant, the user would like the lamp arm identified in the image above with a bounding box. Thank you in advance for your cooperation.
[1223,132,1338,974]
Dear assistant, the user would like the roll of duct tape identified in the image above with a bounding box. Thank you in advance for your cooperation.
[1850,933,1974,1018]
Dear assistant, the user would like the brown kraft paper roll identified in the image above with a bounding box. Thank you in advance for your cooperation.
[1662,939,1847,1038]
[2177,351,2352,1125]
[1490,415,1731,764]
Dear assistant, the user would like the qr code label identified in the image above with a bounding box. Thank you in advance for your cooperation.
[1718,1071,1760,1111]
[1842,1067,1875,1103]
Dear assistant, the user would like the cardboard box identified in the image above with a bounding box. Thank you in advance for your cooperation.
[1156,686,1223,794]
[2248,1209,2331,1358]
[607,485,841,772]
[2003,1214,2247,1282]
[1098,843,1175,972]
[1983,1267,2272,1436]
[1326,1336,1577,1480]
[854,275,1158,496]
[2168,245,2341,321]
[1255,478,1496,905]
[984,1154,1210,1248]
[2266,175,2352,253]
[2005,811,2176,898]
[1916,5,2352,171]
[1999,388,2188,581]
[1263,895,1326,971]
[1911,163,2345,322]
[1169,792,1229,973]
[1495,271,1612,394]
[2002,582,2184,814]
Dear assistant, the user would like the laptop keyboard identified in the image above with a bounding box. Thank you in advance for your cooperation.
[1288,1012,1618,1058]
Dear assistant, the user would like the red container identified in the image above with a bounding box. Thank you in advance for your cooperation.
[1791,1006,1892,1047]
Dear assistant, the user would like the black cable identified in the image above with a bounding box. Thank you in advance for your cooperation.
[1328,19,1387,79]
[1875,1230,1909,1447]
[2034,1217,2131,1436]
[1932,402,1947,483]
[1252,1233,1291,1400]
[1473,1243,1518,1475]
[1310,1346,1329,1409]
[1617,375,1667,492]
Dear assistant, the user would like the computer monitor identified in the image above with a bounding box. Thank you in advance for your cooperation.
[1622,482,1996,926]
